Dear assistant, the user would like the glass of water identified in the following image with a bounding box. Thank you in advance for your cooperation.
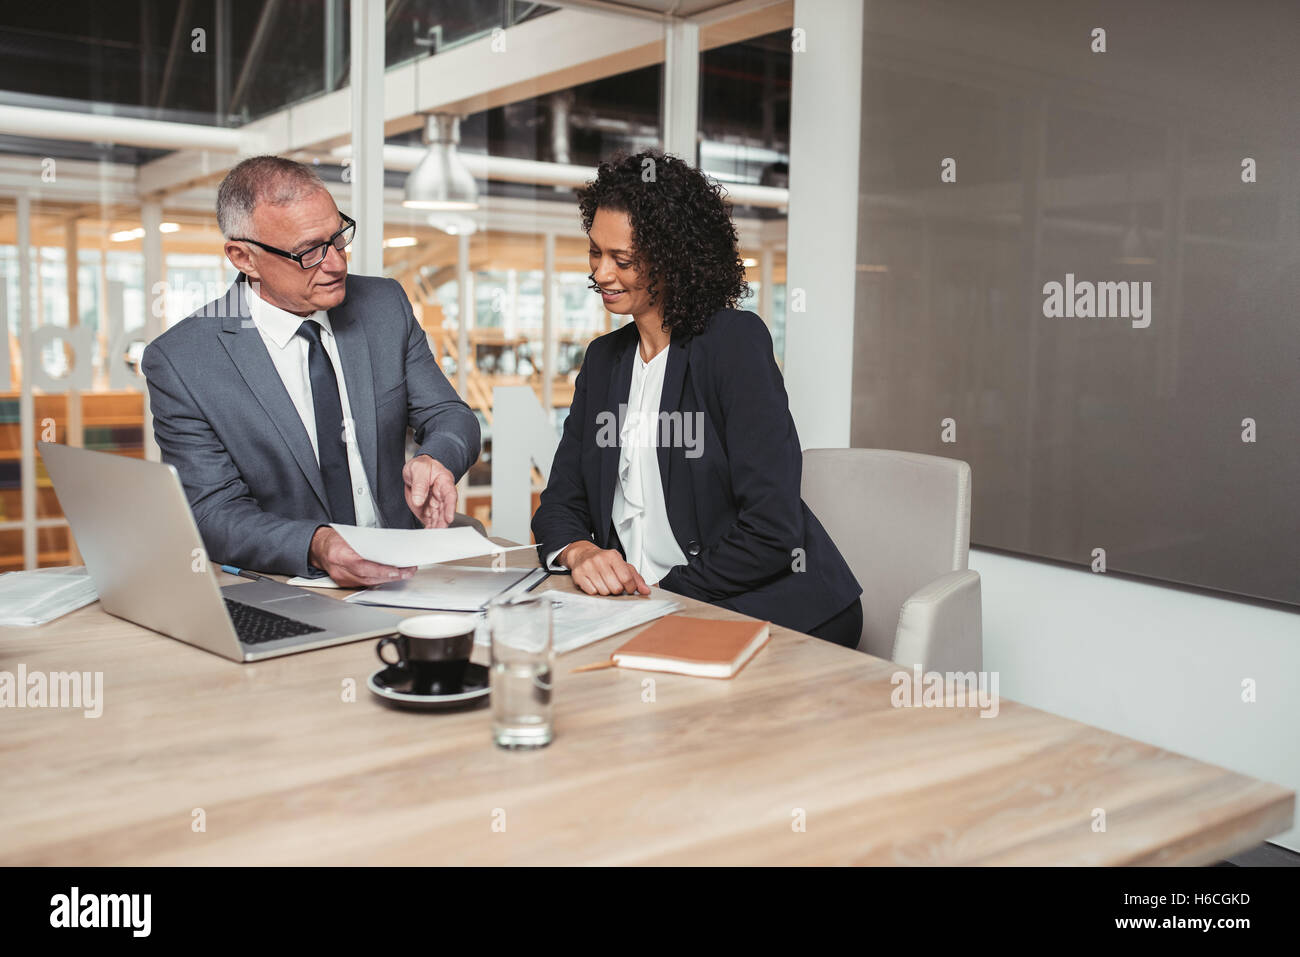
[487,594,554,750]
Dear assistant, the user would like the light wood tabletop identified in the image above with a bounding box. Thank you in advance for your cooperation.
[0,551,1292,866]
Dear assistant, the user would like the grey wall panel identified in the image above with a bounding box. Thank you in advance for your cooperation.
[850,0,1300,606]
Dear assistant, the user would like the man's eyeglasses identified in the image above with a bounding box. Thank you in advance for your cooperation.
[233,213,356,269]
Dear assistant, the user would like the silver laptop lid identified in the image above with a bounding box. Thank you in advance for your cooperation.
[38,442,244,660]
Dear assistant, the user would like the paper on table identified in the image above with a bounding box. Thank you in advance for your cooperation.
[329,524,524,568]
[0,566,99,626]
[286,575,340,588]
[472,589,680,655]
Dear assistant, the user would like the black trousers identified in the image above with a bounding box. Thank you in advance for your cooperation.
[807,597,863,649]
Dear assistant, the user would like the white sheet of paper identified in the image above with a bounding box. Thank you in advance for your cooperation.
[329,524,515,568]
[472,589,680,655]
[286,575,340,588]
[0,566,99,626]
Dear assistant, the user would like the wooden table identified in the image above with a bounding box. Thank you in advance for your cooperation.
[0,554,1292,865]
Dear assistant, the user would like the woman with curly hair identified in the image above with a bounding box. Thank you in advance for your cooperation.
[531,150,863,647]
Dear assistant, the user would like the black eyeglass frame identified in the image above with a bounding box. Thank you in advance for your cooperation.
[233,213,356,269]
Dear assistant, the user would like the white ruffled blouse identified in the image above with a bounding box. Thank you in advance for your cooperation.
[610,345,687,584]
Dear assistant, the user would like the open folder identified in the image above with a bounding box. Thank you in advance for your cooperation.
[344,565,547,612]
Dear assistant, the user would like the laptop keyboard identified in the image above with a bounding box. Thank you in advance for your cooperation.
[224,598,326,646]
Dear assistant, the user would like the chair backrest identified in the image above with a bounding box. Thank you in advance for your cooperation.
[801,449,971,659]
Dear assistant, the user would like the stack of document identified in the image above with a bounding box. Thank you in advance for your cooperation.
[473,590,681,655]
[0,566,99,626]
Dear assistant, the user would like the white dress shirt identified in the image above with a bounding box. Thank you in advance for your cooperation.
[245,281,380,528]
[550,344,686,582]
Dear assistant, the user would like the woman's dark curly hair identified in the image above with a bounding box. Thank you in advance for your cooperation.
[577,150,750,338]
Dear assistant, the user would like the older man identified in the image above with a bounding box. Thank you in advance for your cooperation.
[141,155,480,587]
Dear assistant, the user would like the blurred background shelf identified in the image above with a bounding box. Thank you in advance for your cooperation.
[0,390,144,567]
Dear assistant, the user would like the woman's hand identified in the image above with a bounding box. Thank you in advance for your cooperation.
[561,541,651,596]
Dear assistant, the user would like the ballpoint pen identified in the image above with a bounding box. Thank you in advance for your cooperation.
[219,564,271,582]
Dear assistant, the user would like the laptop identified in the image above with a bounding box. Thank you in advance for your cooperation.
[39,442,406,662]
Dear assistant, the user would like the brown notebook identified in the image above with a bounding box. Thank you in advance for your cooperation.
[607,614,771,678]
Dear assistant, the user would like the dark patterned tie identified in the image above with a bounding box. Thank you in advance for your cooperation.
[295,319,357,525]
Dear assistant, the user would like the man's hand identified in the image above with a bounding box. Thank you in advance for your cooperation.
[404,454,457,528]
[561,541,651,596]
[308,526,415,588]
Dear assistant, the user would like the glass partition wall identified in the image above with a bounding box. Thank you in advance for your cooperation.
[0,1,793,566]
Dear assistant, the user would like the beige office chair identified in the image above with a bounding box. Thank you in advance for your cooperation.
[802,449,982,672]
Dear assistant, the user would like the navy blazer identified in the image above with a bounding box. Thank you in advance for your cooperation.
[531,309,861,634]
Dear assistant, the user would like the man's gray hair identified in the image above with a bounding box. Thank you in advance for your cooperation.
[216,155,329,240]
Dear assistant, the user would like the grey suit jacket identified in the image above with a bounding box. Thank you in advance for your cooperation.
[141,272,481,577]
